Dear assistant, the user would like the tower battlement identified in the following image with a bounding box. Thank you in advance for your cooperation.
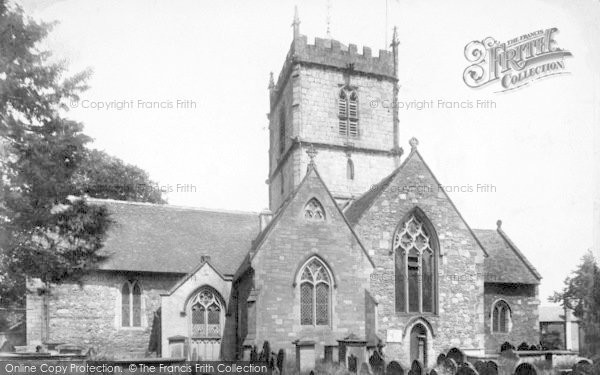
[271,35,396,108]
[295,35,395,77]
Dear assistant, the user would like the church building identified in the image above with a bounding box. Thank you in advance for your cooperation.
[26,11,542,370]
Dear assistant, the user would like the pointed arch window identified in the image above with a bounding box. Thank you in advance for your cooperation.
[121,280,142,327]
[492,300,511,333]
[304,198,325,221]
[338,88,358,137]
[346,158,355,180]
[393,213,437,314]
[190,288,224,338]
[299,258,331,326]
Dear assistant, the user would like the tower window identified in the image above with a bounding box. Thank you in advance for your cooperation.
[346,158,354,180]
[338,88,358,137]
[279,108,286,155]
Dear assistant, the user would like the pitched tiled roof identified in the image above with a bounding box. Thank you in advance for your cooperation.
[344,169,398,226]
[472,228,541,284]
[91,199,259,275]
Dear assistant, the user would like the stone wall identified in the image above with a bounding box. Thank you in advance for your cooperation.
[160,262,235,360]
[269,45,398,210]
[483,283,540,353]
[26,271,181,358]
[248,166,374,360]
[350,149,487,367]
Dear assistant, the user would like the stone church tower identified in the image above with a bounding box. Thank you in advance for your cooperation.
[267,9,403,210]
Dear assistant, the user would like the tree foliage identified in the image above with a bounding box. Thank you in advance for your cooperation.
[73,149,166,204]
[0,2,111,304]
[550,251,600,357]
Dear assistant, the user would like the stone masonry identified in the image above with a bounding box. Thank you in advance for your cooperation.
[241,164,374,359]
[349,149,487,364]
[268,34,398,210]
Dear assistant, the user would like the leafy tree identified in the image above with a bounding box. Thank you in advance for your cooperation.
[0,2,111,304]
[73,148,166,204]
[550,251,600,357]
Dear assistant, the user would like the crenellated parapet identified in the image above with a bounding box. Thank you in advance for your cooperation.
[270,34,396,108]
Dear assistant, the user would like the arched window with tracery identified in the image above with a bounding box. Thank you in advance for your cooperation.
[492,300,511,333]
[190,288,224,338]
[121,280,142,327]
[304,198,325,221]
[338,88,358,137]
[299,257,331,326]
[393,212,437,313]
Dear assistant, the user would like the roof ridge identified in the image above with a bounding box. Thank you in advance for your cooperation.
[87,197,258,215]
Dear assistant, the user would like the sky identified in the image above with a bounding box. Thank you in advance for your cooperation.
[15,0,600,303]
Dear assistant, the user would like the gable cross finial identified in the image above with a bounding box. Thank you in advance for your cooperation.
[409,137,419,151]
[306,144,318,164]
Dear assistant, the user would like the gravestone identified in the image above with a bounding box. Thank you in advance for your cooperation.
[456,362,478,375]
[478,361,498,375]
[473,361,485,373]
[429,370,438,375]
[276,349,285,374]
[447,348,465,365]
[369,350,385,375]
[349,354,358,373]
[514,363,538,375]
[409,360,423,375]
[440,358,457,375]
[386,361,404,375]
[437,354,446,366]
[572,359,593,375]
[500,342,515,352]
[485,361,497,371]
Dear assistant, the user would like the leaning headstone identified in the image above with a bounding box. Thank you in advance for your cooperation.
[437,353,446,366]
[386,361,404,375]
[440,358,457,375]
[360,363,372,375]
[447,348,465,365]
[514,363,538,375]
[408,360,423,375]
[369,350,385,375]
